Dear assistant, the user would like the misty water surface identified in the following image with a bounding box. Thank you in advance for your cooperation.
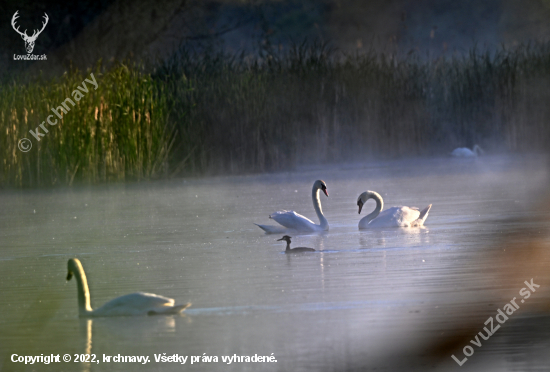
[0,155,549,372]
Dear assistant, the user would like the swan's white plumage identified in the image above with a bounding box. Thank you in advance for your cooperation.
[256,180,329,233]
[451,147,475,157]
[365,206,425,228]
[451,144,483,157]
[254,223,289,234]
[67,258,190,317]
[269,210,319,230]
[89,293,179,317]
[357,191,431,229]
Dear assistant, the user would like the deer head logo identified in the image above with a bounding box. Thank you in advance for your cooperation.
[11,10,49,54]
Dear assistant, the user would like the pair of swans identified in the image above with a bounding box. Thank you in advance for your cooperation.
[255,180,431,231]
[67,258,190,317]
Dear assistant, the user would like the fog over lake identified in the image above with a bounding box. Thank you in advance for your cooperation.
[1,155,549,371]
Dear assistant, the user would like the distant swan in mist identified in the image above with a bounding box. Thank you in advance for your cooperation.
[451,144,484,157]
[357,191,432,228]
[255,180,329,233]
[67,258,191,317]
[277,235,315,252]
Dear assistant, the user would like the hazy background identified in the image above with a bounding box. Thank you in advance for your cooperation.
[2,1,550,187]
[3,0,550,75]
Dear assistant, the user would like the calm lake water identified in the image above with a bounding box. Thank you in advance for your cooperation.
[1,155,549,372]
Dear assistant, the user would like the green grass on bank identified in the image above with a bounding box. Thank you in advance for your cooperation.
[2,43,550,188]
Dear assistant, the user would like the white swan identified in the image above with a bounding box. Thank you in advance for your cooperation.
[255,180,329,233]
[451,144,484,157]
[67,258,191,317]
[357,191,432,228]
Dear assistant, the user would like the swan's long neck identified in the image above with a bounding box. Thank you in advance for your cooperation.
[473,145,482,156]
[363,191,383,225]
[285,241,291,251]
[312,186,328,229]
[70,260,93,316]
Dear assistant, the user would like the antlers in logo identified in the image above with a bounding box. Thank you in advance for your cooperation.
[11,10,49,54]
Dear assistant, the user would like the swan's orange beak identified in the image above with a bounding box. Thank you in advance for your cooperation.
[357,199,364,214]
[67,271,73,281]
[322,186,328,197]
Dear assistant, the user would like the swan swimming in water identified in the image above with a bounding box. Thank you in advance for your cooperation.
[277,235,315,252]
[451,144,484,157]
[66,258,191,317]
[255,180,329,233]
[357,191,432,228]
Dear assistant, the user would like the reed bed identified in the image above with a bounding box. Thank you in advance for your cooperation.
[158,42,550,175]
[0,64,175,187]
[2,42,550,188]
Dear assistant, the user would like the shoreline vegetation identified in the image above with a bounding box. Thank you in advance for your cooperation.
[2,42,550,188]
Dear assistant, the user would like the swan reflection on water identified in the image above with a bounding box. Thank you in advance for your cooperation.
[359,226,431,249]
[78,315,180,371]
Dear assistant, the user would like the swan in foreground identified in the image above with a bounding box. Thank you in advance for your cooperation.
[255,180,329,233]
[451,144,484,157]
[277,235,315,252]
[67,258,191,317]
[357,191,432,228]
